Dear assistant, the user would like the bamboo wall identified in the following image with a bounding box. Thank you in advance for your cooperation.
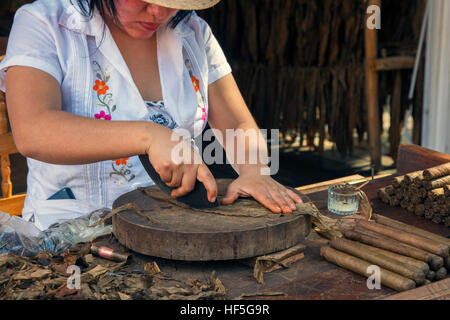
[199,0,426,158]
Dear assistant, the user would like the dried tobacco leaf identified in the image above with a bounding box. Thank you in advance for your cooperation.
[144,261,161,275]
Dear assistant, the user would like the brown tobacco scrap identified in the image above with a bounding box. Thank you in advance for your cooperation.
[144,262,161,276]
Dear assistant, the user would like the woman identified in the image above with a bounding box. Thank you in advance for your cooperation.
[0,0,301,230]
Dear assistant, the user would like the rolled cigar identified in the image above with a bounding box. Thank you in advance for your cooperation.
[423,162,450,180]
[372,214,450,246]
[445,217,450,228]
[320,246,416,292]
[407,203,416,213]
[400,199,408,209]
[432,214,442,225]
[403,192,411,202]
[428,188,445,201]
[424,209,434,220]
[424,175,450,191]
[439,206,448,215]
[435,267,447,281]
[409,196,421,205]
[412,176,424,188]
[444,185,450,197]
[432,202,440,212]
[357,243,429,274]
[90,245,129,262]
[385,185,395,196]
[401,179,409,188]
[425,270,435,281]
[377,188,391,204]
[357,220,449,257]
[330,238,425,284]
[392,176,404,188]
[389,198,400,207]
[344,229,444,270]
[417,188,427,199]
[414,204,425,217]
[404,171,424,184]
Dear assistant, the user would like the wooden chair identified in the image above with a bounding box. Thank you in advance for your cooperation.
[0,52,26,216]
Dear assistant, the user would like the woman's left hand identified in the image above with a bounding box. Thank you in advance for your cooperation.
[221,166,303,214]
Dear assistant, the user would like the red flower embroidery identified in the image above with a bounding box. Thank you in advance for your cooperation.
[114,158,129,166]
[191,76,200,92]
[93,80,109,95]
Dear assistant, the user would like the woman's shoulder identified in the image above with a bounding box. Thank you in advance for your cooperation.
[14,0,73,23]
[180,12,216,46]
[184,12,210,34]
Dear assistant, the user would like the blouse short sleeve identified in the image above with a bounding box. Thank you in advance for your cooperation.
[197,17,232,85]
[0,7,63,92]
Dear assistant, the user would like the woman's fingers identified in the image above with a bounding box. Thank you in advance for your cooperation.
[251,189,283,214]
[171,168,197,198]
[287,189,303,204]
[158,166,173,184]
[221,182,240,205]
[166,168,183,188]
[268,187,294,214]
[196,164,218,203]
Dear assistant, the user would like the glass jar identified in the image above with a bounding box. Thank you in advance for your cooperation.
[328,184,360,215]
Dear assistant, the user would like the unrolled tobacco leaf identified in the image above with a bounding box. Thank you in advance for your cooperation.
[81,265,109,283]
[13,268,51,281]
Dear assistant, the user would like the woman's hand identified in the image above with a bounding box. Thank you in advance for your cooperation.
[221,165,303,214]
[145,125,218,203]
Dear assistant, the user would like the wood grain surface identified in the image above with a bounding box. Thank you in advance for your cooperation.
[112,179,312,261]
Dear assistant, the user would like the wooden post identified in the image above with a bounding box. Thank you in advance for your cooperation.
[389,71,402,161]
[1,154,12,198]
[365,0,382,172]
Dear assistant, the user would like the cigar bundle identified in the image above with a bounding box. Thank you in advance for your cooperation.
[320,214,450,292]
[377,162,450,227]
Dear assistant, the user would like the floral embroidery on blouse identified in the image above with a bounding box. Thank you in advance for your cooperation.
[145,101,177,130]
[92,61,135,184]
[185,59,207,124]
[93,61,117,119]
[110,158,136,184]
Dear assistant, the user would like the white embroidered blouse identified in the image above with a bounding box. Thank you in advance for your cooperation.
[0,0,232,230]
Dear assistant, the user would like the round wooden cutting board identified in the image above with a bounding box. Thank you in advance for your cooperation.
[112,179,312,261]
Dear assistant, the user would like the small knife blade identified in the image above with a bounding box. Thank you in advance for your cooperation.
[139,154,219,209]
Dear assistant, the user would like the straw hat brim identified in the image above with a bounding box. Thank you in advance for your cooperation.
[142,0,221,10]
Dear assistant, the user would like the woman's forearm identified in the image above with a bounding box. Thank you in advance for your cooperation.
[226,121,269,175]
[6,66,165,165]
[17,109,161,165]
[207,75,269,175]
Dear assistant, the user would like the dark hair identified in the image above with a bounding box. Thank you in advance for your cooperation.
[74,0,192,28]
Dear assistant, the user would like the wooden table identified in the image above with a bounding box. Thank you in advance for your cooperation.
[93,144,450,300]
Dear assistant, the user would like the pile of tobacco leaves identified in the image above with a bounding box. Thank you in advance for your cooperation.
[0,243,226,300]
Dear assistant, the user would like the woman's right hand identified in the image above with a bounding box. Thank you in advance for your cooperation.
[145,125,218,203]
